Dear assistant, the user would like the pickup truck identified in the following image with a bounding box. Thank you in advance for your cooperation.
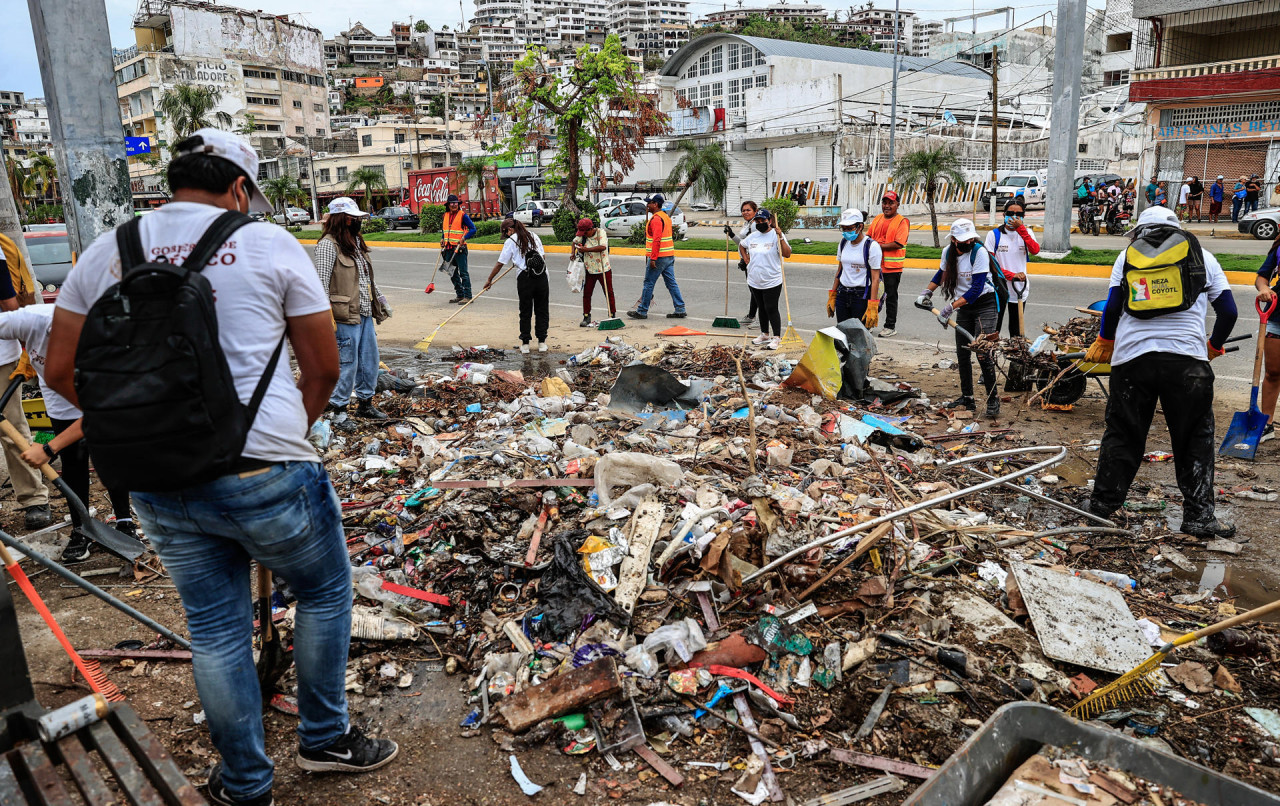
[982,173,1046,211]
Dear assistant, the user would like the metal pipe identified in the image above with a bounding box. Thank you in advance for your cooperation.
[743,446,1068,583]
[960,467,1113,526]
[0,531,191,650]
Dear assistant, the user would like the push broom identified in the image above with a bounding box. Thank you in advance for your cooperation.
[1069,596,1280,719]
[777,234,805,349]
[712,234,740,329]
[415,263,517,352]
[597,242,624,331]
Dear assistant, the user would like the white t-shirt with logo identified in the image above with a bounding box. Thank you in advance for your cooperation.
[1108,247,1231,366]
[837,236,882,289]
[741,229,783,290]
[498,232,545,274]
[0,305,77,420]
[56,202,330,464]
[984,227,1031,303]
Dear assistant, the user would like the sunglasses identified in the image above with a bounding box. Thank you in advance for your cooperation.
[1006,212,1024,219]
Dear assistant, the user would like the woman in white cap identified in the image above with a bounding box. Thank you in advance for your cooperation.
[826,208,882,327]
[314,197,389,421]
[738,208,792,349]
[917,218,1001,417]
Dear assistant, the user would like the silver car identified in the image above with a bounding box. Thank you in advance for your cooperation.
[600,201,686,239]
[1239,208,1279,240]
[272,206,312,225]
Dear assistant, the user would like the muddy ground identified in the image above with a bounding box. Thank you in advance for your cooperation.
[6,333,1279,805]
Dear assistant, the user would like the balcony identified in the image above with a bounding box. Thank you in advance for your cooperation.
[1129,53,1280,101]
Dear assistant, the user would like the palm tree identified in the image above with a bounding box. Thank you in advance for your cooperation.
[664,140,729,210]
[6,160,36,215]
[891,145,965,247]
[29,153,58,203]
[455,157,489,217]
[346,167,389,211]
[261,174,304,216]
[157,84,233,142]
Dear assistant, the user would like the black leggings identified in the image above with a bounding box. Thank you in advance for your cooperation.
[954,295,999,402]
[50,418,132,527]
[751,285,782,336]
[517,270,550,344]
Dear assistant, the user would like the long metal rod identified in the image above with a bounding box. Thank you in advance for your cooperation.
[744,446,1068,582]
[0,531,191,650]
[961,467,1113,525]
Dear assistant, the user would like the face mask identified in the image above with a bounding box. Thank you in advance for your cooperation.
[842,230,859,242]
[755,221,770,233]
[234,180,250,215]
[1004,215,1022,227]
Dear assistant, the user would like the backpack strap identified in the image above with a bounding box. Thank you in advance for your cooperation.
[862,239,873,298]
[243,334,286,431]
[183,211,254,273]
[115,218,147,275]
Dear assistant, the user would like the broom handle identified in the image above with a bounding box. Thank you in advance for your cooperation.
[778,229,794,325]
[0,418,59,483]
[1172,596,1280,648]
[724,235,730,318]
[424,262,517,343]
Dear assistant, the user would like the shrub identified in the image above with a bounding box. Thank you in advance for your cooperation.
[626,221,647,246]
[763,197,798,233]
[29,203,64,223]
[361,217,388,234]
[550,198,598,243]
[418,204,445,234]
[476,219,502,237]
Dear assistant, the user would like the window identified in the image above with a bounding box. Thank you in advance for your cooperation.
[754,74,768,88]
[1103,70,1130,86]
[362,164,385,176]
[727,42,740,71]
[261,123,282,132]
[337,166,348,181]
[754,48,765,67]
[728,78,743,110]
[313,103,323,112]
[246,95,281,106]
[318,168,331,183]
[1078,143,1088,154]
[710,45,723,74]
[282,69,307,83]
[394,133,406,143]
[1106,32,1132,52]
[317,128,325,136]
[243,68,277,79]
[698,84,711,105]
[697,51,711,76]
[362,134,373,147]
[295,126,305,134]
[291,100,302,109]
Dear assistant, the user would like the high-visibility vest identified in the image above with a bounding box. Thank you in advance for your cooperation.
[646,211,675,257]
[442,210,468,247]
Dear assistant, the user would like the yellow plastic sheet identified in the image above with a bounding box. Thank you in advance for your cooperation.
[782,329,843,399]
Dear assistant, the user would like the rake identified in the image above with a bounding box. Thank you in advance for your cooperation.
[423,250,459,295]
[712,235,740,329]
[415,263,516,353]
[777,237,806,349]
[1069,596,1280,719]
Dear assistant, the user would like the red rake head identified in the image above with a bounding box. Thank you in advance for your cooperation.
[424,284,435,294]
[75,659,126,703]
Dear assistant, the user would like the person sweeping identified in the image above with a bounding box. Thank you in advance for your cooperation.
[826,208,882,327]
[918,219,1002,417]
[441,194,477,303]
[570,218,615,327]
[738,208,791,350]
[484,218,547,354]
[724,200,759,325]
[1253,230,1280,445]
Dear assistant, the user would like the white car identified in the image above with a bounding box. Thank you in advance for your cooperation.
[595,195,644,211]
[272,206,312,225]
[601,201,686,239]
[982,173,1047,211]
[511,200,559,226]
[1239,208,1280,240]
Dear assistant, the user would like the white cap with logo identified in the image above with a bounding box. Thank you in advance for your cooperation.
[1136,205,1180,229]
[838,208,863,227]
[327,197,369,218]
[949,218,979,242]
[174,128,273,213]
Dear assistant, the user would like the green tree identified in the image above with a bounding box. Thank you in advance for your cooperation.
[425,95,445,119]
[891,145,965,247]
[664,140,728,210]
[29,153,59,203]
[496,35,669,213]
[346,166,389,211]
[236,113,260,136]
[261,174,305,214]
[763,196,798,232]
[157,84,233,141]
[5,160,36,216]
[455,157,490,217]
[137,151,170,195]
[414,20,430,33]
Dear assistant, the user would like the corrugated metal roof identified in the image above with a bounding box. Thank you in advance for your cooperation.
[660,33,989,81]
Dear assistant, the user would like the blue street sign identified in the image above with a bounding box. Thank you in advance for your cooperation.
[124,136,151,156]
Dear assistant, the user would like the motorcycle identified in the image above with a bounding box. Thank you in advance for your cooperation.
[1104,199,1132,235]
[1078,198,1101,236]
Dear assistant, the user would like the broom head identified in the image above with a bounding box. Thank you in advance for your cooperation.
[424,283,435,294]
[1068,648,1169,719]
[598,317,625,331]
[712,316,741,329]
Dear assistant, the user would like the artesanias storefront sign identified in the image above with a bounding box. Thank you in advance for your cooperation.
[1156,119,1280,140]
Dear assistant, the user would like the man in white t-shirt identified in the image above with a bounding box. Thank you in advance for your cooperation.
[44,129,398,806]
[1177,179,1191,220]
[1083,206,1238,539]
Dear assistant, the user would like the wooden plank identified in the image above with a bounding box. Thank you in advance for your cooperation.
[828,749,933,780]
[57,736,117,806]
[108,707,206,806]
[633,744,684,788]
[86,719,165,806]
[16,742,73,806]
[497,658,622,733]
[733,692,784,803]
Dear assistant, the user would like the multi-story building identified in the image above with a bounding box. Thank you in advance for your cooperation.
[698,3,828,27]
[611,0,691,57]
[1,90,31,158]
[344,23,399,69]
[471,0,610,50]
[911,19,943,57]
[115,0,330,197]
[1128,0,1280,196]
[3,99,52,162]
[843,7,916,54]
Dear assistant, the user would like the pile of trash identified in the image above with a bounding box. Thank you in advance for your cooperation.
[292,335,1279,803]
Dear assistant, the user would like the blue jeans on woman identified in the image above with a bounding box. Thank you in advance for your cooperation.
[133,462,351,801]
[331,314,379,407]
[1232,197,1244,222]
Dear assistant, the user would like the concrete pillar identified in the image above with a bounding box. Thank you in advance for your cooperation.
[1042,0,1089,254]
[0,150,35,266]
[26,0,133,256]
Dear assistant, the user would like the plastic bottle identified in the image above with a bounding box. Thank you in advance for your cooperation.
[759,404,798,424]
[1079,570,1137,591]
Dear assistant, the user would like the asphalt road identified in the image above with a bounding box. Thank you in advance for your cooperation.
[356,245,1266,394]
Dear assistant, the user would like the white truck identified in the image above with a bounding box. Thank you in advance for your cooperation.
[982,171,1047,211]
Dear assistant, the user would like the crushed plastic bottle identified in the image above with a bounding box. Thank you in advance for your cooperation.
[1078,570,1137,591]
[308,419,332,450]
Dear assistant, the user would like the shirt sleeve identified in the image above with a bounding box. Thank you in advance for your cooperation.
[647,217,660,259]
[55,230,118,316]
[461,215,477,240]
[894,216,909,244]
[1108,252,1126,288]
[498,237,517,266]
[312,238,337,295]
[535,234,545,255]
[0,257,16,301]
[869,241,882,271]
[1203,253,1231,302]
[1259,246,1278,281]
[0,309,25,342]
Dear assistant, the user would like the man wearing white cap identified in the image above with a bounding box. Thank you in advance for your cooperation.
[45,129,399,805]
[1084,205,1238,539]
[827,208,882,327]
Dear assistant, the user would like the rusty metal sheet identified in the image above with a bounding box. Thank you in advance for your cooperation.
[828,749,933,780]
[633,744,684,788]
[77,649,193,662]
[56,736,117,806]
[0,754,23,803]
[108,706,206,806]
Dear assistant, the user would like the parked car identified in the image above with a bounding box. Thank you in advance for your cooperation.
[271,207,312,225]
[373,206,417,230]
[1071,173,1122,206]
[511,200,559,226]
[688,201,716,211]
[23,231,72,290]
[983,172,1047,211]
[23,223,65,232]
[595,195,644,211]
[600,201,687,239]
[1239,208,1280,240]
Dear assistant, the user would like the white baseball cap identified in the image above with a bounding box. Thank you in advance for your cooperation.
[949,218,978,242]
[327,197,369,218]
[173,128,273,213]
[1217,175,1225,180]
[838,208,863,227]
[1136,205,1179,228]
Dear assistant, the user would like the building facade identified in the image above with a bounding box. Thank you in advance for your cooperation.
[2,98,50,162]
[611,0,691,57]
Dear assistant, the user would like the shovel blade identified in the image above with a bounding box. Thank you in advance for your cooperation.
[1219,407,1268,460]
[83,519,147,562]
[424,283,435,294]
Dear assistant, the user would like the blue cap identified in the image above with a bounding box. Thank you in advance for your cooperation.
[754,208,772,220]
[645,193,665,206]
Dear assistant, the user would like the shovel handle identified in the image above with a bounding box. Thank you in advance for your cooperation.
[0,418,59,483]
[1258,295,1278,322]
[257,563,276,641]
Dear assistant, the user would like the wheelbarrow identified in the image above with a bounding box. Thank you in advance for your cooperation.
[1045,335,1249,406]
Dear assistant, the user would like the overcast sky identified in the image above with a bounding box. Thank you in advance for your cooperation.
[4,0,1078,99]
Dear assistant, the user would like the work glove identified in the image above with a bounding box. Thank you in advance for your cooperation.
[1207,339,1225,361]
[9,352,35,382]
[826,290,837,319]
[916,292,933,309]
[1084,337,1114,364]
[862,298,880,328]
[936,303,955,328]
[723,224,735,237]
[737,259,748,273]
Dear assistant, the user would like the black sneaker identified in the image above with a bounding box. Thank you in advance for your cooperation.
[1180,518,1237,540]
[113,520,137,539]
[943,396,975,410]
[355,400,388,420]
[296,725,399,773]
[24,504,52,530]
[626,310,647,320]
[985,396,1001,418]
[1085,500,1115,521]
[666,311,688,319]
[61,530,92,565]
[206,764,274,806]
[580,316,593,328]
[1261,422,1275,444]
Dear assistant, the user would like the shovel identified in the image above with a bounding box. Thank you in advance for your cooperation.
[256,563,290,704]
[1220,297,1278,460]
[1005,277,1032,392]
[914,300,976,344]
[424,248,460,295]
[0,379,147,562]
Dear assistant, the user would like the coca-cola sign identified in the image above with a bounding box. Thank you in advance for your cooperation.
[411,174,458,207]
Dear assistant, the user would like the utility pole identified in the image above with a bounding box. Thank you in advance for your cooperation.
[26,0,132,256]
[1043,0,1087,254]
[306,146,320,222]
[886,0,900,182]
[989,46,999,228]
[444,89,452,168]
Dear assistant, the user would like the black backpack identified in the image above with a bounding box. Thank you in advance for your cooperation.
[74,211,284,492]
[525,244,546,276]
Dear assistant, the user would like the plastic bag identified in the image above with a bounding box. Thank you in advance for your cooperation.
[567,257,585,293]
[533,531,630,639]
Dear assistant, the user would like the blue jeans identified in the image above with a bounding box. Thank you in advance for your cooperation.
[133,462,351,800]
[635,256,685,315]
[1246,198,1260,214]
[331,315,379,406]
[445,246,472,299]
[1232,197,1243,222]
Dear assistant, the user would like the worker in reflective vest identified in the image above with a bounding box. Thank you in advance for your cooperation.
[627,193,686,320]
[441,194,476,303]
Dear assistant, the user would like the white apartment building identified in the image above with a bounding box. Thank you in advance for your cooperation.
[4,99,52,161]
[345,24,398,69]
[471,0,609,49]
[698,3,828,27]
[611,0,691,57]
[912,19,943,57]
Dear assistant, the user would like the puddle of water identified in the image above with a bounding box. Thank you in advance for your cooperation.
[1171,560,1279,621]
[1056,457,1095,486]
[380,345,574,379]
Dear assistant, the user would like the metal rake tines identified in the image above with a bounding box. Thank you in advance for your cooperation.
[1069,668,1161,719]
[76,659,126,702]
